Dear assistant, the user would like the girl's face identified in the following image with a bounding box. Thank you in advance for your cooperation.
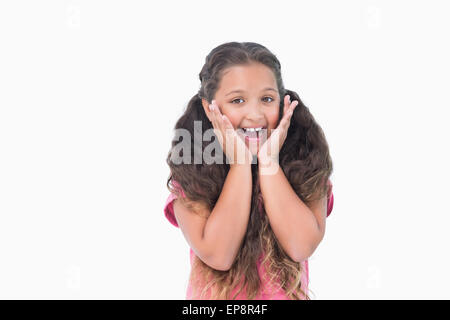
[202,62,280,155]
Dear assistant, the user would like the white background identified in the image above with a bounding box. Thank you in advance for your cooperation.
[0,0,449,299]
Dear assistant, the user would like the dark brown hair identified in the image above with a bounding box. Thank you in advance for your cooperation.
[166,42,333,299]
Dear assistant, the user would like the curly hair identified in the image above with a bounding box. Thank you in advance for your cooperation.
[166,42,333,300]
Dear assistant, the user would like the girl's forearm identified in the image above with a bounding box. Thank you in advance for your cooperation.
[203,163,252,269]
[259,161,321,262]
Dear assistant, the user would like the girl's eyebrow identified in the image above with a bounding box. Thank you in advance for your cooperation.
[225,87,278,96]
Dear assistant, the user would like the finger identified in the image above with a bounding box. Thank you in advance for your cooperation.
[277,96,288,130]
[209,102,219,129]
[290,100,299,114]
[278,107,295,131]
[280,101,293,125]
[212,100,225,132]
[212,100,222,115]
[283,94,290,115]
[221,114,234,133]
[283,110,294,129]
[210,104,225,146]
[284,98,298,120]
[211,101,229,148]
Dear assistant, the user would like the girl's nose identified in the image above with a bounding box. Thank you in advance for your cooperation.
[246,113,264,123]
[246,105,265,122]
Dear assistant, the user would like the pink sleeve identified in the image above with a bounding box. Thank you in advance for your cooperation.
[326,179,334,218]
[163,180,186,228]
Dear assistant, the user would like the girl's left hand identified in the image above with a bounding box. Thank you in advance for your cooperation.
[257,94,298,166]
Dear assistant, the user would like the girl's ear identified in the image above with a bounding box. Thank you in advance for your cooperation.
[201,98,213,122]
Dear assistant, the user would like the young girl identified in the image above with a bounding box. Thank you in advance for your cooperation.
[164,42,334,300]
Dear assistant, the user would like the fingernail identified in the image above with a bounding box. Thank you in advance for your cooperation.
[209,104,213,111]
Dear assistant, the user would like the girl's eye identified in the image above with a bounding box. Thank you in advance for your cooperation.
[231,97,274,104]
[231,98,244,104]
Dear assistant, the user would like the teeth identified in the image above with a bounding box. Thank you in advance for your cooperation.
[243,127,263,132]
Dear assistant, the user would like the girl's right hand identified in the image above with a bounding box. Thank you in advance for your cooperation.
[208,100,253,166]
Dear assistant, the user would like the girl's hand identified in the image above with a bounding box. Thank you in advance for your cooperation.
[257,95,298,168]
[209,100,253,166]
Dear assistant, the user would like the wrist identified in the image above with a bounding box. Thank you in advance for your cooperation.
[257,155,280,176]
[257,152,279,165]
[229,161,252,170]
[228,151,257,167]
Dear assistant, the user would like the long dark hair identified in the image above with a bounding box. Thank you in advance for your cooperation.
[166,42,333,299]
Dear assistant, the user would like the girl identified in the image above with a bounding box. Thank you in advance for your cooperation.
[164,42,334,300]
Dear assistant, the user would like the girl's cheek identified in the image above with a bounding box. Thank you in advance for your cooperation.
[267,111,279,128]
[223,112,241,128]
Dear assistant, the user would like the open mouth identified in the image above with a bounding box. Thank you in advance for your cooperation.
[237,127,268,141]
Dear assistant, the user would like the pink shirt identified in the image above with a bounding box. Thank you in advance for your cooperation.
[163,179,334,300]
